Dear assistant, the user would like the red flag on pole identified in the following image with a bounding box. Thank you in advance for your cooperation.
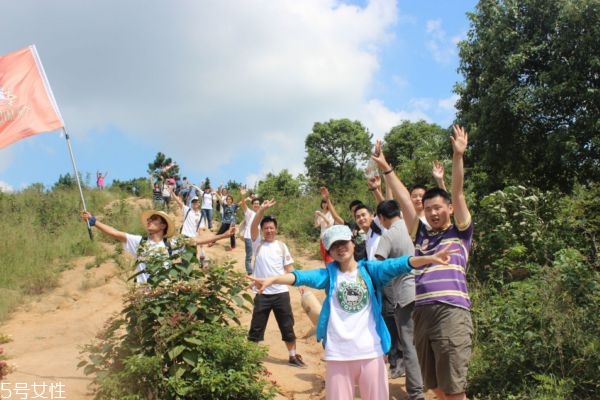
[0,45,64,149]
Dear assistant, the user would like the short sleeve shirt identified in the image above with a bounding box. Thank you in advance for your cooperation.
[413,220,474,309]
[252,237,293,295]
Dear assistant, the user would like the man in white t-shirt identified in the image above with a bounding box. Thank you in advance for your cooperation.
[82,208,232,283]
[239,188,261,275]
[248,198,306,368]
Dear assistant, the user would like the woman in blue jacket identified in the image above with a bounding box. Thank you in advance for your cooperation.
[249,224,454,400]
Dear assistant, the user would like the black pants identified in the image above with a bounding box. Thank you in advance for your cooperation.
[248,292,296,343]
[216,222,235,248]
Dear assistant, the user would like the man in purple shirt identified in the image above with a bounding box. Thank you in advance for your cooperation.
[372,125,473,400]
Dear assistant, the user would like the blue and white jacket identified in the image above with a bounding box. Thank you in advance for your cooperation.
[291,256,413,354]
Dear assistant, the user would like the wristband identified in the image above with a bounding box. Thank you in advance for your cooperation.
[383,168,394,175]
[88,216,97,227]
[368,187,376,191]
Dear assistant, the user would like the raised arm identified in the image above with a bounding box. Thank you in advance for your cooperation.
[250,198,276,242]
[367,175,385,204]
[450,124,471,227]
[320,187,344,224]
[371,140,420,233]
[82,211,127,242]
[239,187,249,211]
[191,226,236,246]
[170,186,184,208]
[432,160,447,191]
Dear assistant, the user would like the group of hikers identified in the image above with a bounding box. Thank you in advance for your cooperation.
[82,124,473,400]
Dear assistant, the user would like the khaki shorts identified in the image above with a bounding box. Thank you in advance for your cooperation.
[413,303,473,394]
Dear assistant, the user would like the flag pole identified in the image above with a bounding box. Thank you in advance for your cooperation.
[31,45,91,240]
[62,127,93,240]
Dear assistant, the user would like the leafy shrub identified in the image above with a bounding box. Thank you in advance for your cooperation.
[469,248,600,399]
[471,185,564,286]
[80,240,276,399]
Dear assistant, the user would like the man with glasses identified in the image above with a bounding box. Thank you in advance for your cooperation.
[248,199,306,368]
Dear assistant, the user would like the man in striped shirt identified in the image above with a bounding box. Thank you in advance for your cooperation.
[372,124,473,400]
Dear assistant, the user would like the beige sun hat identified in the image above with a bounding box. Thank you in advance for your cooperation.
[140,210,176,238]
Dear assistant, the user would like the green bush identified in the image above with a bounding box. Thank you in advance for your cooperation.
[468,184,600,399]
[79,240,276,399]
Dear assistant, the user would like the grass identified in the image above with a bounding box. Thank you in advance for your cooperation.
[0,186,136,320]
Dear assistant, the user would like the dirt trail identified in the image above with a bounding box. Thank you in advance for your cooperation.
[1,204,426,399]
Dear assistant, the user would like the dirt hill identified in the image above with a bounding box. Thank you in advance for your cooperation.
[0,202,430,399]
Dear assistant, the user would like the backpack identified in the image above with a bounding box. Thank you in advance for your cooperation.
[180,209,202,234]
[138,236,173,257]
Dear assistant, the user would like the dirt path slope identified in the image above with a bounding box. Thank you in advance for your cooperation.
[1,208,425,399]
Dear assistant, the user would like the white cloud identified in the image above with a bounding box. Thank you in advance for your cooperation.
[438,94,459,111]
[362,99,431,138]
[0,181,14,193]
[425,19,457,64]
[2,0,399,184]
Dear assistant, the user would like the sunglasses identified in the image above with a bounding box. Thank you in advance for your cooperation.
[147,215,166,224]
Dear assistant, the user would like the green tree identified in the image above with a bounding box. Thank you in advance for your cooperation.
[111,177,149,197]
[304,119,372,190]
[456,0,600,194]
[256,170,301,199]
[52,173,78,190]
[147,152,180,182]
[382,120,450,187]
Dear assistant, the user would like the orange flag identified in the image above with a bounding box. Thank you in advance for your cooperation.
[0,45,64,149]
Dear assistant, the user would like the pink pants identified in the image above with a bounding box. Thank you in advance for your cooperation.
[325,356,389,400]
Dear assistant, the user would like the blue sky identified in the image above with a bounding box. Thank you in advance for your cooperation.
[0,0,478,192]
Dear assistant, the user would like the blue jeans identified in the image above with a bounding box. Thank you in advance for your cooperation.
[200,208,213,229]
[244,238,253,275]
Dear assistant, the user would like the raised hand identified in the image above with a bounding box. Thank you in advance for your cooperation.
[367,175,381,190]
[261,198,277,209]
[451,124,468,156]
[319,187,330,201]
[432,160,445,181]
[371,140,391,170]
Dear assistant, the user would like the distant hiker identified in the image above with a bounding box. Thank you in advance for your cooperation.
[162,178,175,211]
[248,224,456,400]
[213,192,239,250]
[239,187,260,275]
[96,171,107,190]
[314,191,335,264]
[171,188,208,265]
[247,198,306,368]
[199,186,215,230]
[152,182,163,209]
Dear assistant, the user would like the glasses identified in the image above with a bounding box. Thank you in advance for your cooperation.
[147,215,165,224]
